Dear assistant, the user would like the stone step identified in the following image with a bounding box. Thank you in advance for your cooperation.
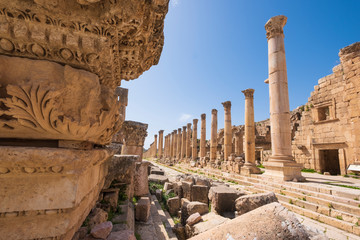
[276,194,359,225]
[281,201,360,236]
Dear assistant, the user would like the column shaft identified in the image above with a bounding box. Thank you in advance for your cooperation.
[186,123,192,159]
[200,114,206,158]
[222,101,232,160]
[192,119,198,160]
[181,126,187,160]
[210,109,218,162]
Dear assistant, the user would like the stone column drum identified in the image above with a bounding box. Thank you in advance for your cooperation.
[181,126,187,160]
[200,114,206,159]
[177,128,182,160]
[241,89,261,175]
[186,123,192,160]
[173,129,178,159]
[234,130,244,156]
[158,130,164,159]
[263,15,304,181]
[222,101,232,161]
[192,119,199,160]
[210,109,218,162]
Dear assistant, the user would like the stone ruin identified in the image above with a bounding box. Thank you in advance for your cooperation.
[0,0,170,239]
[147,16,360,179]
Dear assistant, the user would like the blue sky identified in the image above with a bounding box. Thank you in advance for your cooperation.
[121,0,360,149]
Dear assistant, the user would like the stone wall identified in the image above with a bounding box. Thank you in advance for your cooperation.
[292,42,360,175]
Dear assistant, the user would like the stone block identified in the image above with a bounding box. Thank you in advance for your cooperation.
[88,208,108,229]
[182,181,193,200]
[134,161,151,197]
[102,189,119,211]
[112,200,134,231]
[135,197,151,222]
[90,221,112,239]
[208,186,245,214]
[155,189,162,201]
[107,230,136,240]
[191,185,209,204]
[173,182,183,198]
[150,167,165,175]
[148,174,169,184]
[186,212,202,226]
[184,212,228,238]
[164,182,174,191]
[181,201,208,225]
[167,196,181,216]
[235,192,278,216]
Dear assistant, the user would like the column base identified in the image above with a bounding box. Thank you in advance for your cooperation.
[262,159,305,182]
[241,163,262,176]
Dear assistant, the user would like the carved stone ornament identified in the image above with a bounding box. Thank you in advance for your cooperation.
[0,0,169,88]
[242,88,255,98]
[221,101,232,110]
[118,120,148,146]
[265,15,287,40]
[0,55,122,145]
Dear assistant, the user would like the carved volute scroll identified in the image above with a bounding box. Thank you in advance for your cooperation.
[119,120,148,147]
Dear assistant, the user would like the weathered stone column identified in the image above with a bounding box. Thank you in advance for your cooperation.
[200,114,206,159]
[158,130,164,159]
[186,123,192,160]
[173,129,178,159]
[210,109,218,162]
[192,119,199,160]
[181,126,187,160]
[170,131,174,159]
[234,130,244,156]
[165,135,169,158]
[222,101,232,161]
[241,89,261,175]
[263,15,304,181]
[177,128,182,160]
[153,134,158,158]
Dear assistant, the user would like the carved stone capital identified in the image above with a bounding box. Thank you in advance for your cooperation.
[193,119,198,125]
[265,15,287,40]
[242,88,255,99]
[119,120,148,147]
[201,113,206,120]
[178,128,182,132]
[0,0,170,88]
[182,126,187,131]
[211,109,218,114]
[221,101,232,111]
[187,123,192,128]
[159,130,164,134]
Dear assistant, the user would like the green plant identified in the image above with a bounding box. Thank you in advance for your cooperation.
[280,191,285,196]
[256,164,265,169]
[328,203,334,209]
[301,168,317,173]
[302,197,307,201]
[343,174,350,178]
[172,216,180,225]
[289,199,293,205]
[336,216,343,220]
[135,232,142,240]
[81,216,90,227]
[354,197,359,201]
[208,203,212,212]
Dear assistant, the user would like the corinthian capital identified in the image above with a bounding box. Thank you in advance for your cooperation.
[265,15,287,40]
[221,101,232,111]
[242,88,255,98]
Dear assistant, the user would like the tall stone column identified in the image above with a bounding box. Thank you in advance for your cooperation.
[153,134,158,158]
[192,119,199,160]
[241,89,261,175]
[186,123,192,160]
[181,126,187,160]
[200,114,206,159]
[210,109,218,162]
[166,135,169,158]
[263,15,304,181]
[177,128,182,160]
[222,101,232,161]
[170,132,174,159]
[234,130,244,156]
[158,130,164,159]
[173,129,178,159]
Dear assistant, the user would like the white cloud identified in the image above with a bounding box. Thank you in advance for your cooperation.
[179,113,191,122]
[171,0,180,8]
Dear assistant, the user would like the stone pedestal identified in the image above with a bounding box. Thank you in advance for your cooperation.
[192,119,199,160]
[200,114,206,159]
[186,123,192,160]
[241,89,261,175]
[210,109,218,163]
[263,15,304,181]
[181,126,187,160]
[222,101,232,161]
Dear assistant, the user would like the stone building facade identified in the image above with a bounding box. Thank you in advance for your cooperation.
[292,42,360,175]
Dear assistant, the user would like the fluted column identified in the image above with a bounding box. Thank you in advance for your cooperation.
[222,101,232,161]
[210,109,218,162]
[181,126,187,160]
[200,114,206,158]
[177,128,182,160]
[186,123,192,159]
[192,119,198,160]
[158,130,164,159]
[263,15,304,181]
[241,89,260,175]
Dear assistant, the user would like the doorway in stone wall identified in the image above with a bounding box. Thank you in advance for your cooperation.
[319,149,340,175]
